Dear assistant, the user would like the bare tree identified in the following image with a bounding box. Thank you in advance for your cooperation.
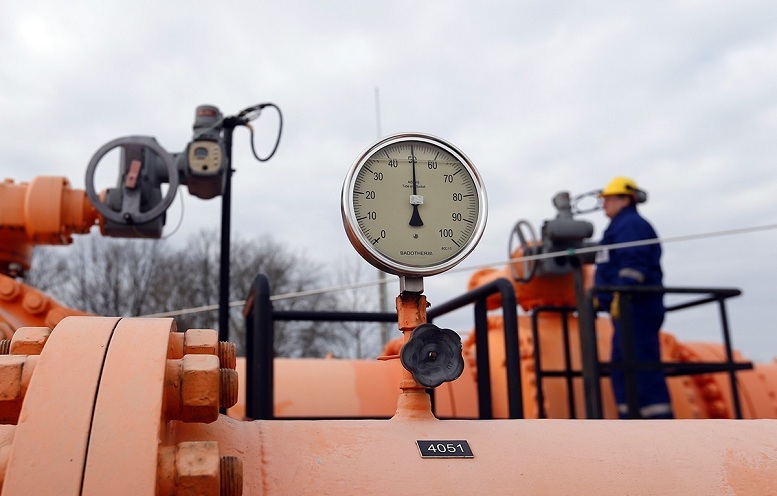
[228,232,347,358]
[330,256,385,359]
[146,231,220,332]
[26,230,350,358]
[28,236,163,316]
[26,247,70,295]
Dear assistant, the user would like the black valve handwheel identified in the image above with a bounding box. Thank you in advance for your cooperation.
[85,136,179,225]
[508,220,538,283]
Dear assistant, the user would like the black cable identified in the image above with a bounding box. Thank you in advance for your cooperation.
[237,103,283,162]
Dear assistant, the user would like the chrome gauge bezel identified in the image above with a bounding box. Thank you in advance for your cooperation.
[341,132,488,277]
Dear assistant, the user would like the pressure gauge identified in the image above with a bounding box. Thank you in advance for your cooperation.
[341,133,487,277]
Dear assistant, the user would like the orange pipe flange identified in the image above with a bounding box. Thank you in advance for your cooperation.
[80,317,242,495]
[81,317,175,495]
[1,316,119,495]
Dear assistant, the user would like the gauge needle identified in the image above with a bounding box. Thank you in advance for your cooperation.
[409,144,424,227]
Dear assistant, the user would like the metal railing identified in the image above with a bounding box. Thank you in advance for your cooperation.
[533,285,750,419]
[530,305,578,418]
[243,274,524,420]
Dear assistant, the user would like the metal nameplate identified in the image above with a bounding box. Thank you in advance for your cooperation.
[416,440,473,458]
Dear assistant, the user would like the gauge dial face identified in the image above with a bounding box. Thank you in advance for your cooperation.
[342,133,487,276]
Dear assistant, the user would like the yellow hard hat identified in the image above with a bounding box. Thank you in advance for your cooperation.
[600,176,638,197]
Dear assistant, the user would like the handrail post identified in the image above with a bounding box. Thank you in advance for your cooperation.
[246,273,274,419]
[473,299,493,419]
[496,278,523,419]
[576,265,603,418]
[718,297,744,419]
[530,310,545,418]
[559,309,577,419]
[428,278,523,419]
[618,294,641,419]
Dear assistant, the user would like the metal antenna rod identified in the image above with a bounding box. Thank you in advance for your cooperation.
[375,87,390,347]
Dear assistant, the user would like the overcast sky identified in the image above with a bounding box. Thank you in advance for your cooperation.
[3,1,776,360]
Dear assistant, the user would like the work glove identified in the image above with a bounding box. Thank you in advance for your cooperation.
[610,292,620,320]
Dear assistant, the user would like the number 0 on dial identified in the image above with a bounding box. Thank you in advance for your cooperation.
[341,133,487,276]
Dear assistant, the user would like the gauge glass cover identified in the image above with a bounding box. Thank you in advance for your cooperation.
[341,133,487,276]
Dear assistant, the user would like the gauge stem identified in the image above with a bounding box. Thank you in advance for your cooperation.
[400,276,424,294]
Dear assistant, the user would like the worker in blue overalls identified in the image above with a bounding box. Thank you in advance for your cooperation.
[595,177,673,419]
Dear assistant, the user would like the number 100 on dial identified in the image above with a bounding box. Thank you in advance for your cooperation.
[341,133,487,277]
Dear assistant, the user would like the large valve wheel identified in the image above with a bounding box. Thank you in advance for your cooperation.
[508,220,538,283]
[85,136,179,225]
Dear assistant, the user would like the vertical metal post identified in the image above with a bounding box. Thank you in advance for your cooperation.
[218,120,238,344]
[718,297,743,419]
[574,261,603,419]
[560,310,577,419]
[426,278,522,419]
[246,274,274,419]
[618,294,641,419]
[531,311,546,418]
[474,299,493,419]
[497,279,523,419]
[374,88,390,347]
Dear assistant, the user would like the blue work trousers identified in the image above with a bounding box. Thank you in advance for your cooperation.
[610,302,673,419]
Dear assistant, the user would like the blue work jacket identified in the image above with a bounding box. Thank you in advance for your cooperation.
[595,204,663,311]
